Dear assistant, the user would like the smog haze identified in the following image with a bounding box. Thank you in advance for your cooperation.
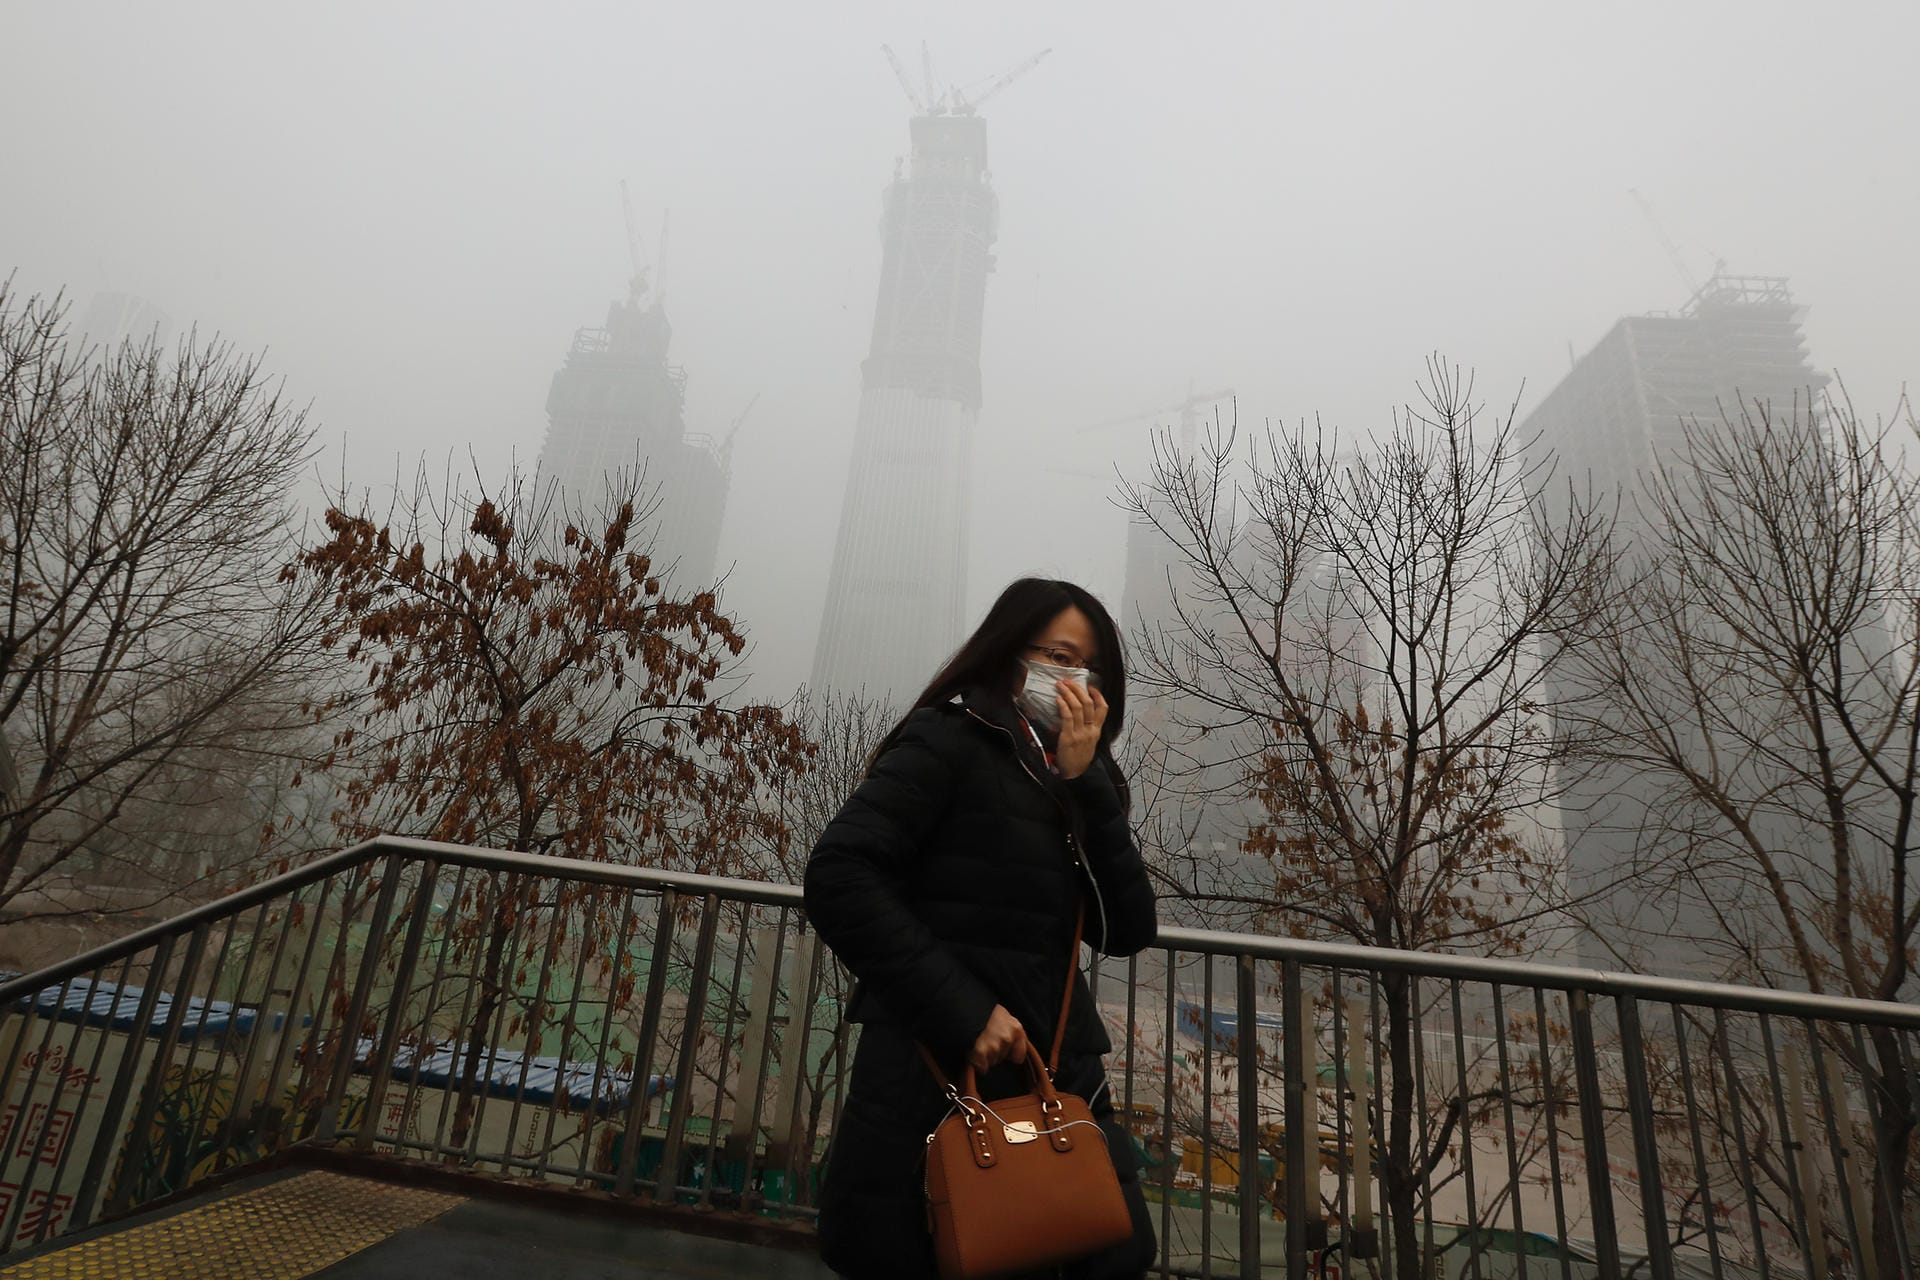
[5,0,1914,694]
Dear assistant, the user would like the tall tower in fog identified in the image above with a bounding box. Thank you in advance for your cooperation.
[811,52,1044,701]
[1526,274,1827,979]
[536,281,728,589]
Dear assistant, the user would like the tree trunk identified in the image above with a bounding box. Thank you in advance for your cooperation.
[1868,1025,1915,1280]
[447,907,515,1154]
[1382,971,1423,1280]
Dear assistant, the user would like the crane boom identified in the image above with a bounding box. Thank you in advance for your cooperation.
[1629,187,1700,298]
[956,48,1051,115]
[1074,387,1234,437]
[881,44,925,114]
[619,180,646,300]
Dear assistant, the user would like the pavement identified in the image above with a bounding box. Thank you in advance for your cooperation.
[0,1167,836,1280]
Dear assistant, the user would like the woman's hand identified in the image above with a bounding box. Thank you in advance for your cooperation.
[1054,679,1107,780]
[969,1004,1029,1073]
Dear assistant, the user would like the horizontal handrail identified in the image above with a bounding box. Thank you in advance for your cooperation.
[4,831,1915,1275]
[6,833,1917,1032]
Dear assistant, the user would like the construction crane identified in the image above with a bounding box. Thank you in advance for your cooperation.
[952,49,1051,116]
[1075,383,1236,451]
[1628,188,1729,301]
[881,44,926,115]
[879,44,1049,116]
[617,183,672,307]
[619,179,648,302]
[717,391,761,464]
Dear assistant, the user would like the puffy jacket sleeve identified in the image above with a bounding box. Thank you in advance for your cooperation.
[1062,756,1159,956]
[802,709,1000,1064]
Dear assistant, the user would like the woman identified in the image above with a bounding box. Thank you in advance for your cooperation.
[803,578,1160,1280]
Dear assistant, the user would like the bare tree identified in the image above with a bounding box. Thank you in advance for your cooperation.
[1124,359,1616,1278]
[290,462,810,1149]
[0,283,317,923]
[1565,392,1919,1277]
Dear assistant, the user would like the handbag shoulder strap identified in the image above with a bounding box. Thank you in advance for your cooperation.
[918,902,1085,1093]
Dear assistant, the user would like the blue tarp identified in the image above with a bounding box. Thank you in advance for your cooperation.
[1,970,288,1041]
[4,972,671,1111]
[357,1038,671,1113]
[1177,997,1284,1044]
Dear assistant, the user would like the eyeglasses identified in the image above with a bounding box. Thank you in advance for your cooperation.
[1027,643,1098,671]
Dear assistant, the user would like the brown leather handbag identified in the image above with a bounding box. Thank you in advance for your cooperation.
[917,909,1134,1280]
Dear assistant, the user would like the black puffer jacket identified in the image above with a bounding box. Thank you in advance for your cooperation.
[803,691,1158,1069]
[804,691,1161,1279]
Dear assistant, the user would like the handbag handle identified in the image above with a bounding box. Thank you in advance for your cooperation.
[917,903,1085,1095]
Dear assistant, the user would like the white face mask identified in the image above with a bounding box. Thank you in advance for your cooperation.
[1014,658,1096,732]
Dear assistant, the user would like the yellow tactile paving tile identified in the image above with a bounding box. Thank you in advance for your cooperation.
[0,1170,464,1279]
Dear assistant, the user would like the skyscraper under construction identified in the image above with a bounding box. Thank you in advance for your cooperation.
[536,280,727,590]
[1525,274,1827,978]
[811,53,1044,701]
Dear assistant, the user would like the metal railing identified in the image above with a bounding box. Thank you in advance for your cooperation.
[2,835,1915,1279]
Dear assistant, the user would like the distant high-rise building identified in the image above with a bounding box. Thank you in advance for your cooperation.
[810,110,1001,701]
[1525,274,1828,978]
[77,292,171,352]
[537,285,727,588]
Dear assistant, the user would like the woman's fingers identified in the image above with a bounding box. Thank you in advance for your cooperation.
[969,1006,1028,1070]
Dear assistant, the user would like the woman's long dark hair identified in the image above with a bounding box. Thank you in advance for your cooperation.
[873,577,1128,779]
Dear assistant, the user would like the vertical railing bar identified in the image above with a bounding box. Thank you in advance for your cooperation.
[575,888,635,1185]
[1849,1022,1914,1280]
[699,902,751,1210]
[1200,955,1215,1280]
[1757,1014,1819,1279]
[738,906,790,1207]
[319,853,408,1141]
[1410,975,1437,1271]
[1667,1004,1726,1277]
[400,863,467,1165]
[1898,1029,1920,1274]
[30,950,138,1247]
[167,909,242,1169]
[357,860,440,1153]
[826,987,849,1150]
[778,932,827,1210]
[110,915,234,1225]
[653,893,721,1205]
[432,869,500,1156]
[260,872,339,1150]
[538,881,604,1183]
[1567,988,1621,1280]
[1616,993,1672,1280]
[69,937,175,1232]
[1491,984,1528,1280]
[290,861,375,1136]
[1713,1008,1773,1280]
[1803,1020,1873,1280]
[1160,948,1177,1280]
[1531,986,1572,1280]
[1450,979,1483,1280]
[1369,973,1391,1280]
[502,874,569,1167]
[1281,958,1309,1280]
[106,922,212,1219]
[189,902,276,1175]
[614,889,678,1197]
[1235,955,1262,1280]
[465,872,537,1169]
[0,967,83,1251]
[209,884,306,1172]
[1125,952,1139,1140]
[1331,970,1350,1262]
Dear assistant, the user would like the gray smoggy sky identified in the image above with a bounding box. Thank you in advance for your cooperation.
[5,1,1915,696]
